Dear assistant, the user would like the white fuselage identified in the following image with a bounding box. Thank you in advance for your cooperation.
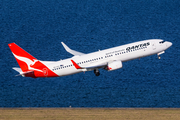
[42,39,172,77]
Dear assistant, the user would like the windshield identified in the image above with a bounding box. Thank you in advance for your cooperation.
[159,40,165,44]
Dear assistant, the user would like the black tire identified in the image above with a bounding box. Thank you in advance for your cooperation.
[95,72,100,76]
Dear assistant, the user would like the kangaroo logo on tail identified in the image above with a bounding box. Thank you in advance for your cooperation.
[12,53,42,72]
[8,43,59,78]
[8,43,42,72]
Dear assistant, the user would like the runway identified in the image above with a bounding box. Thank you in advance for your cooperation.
[1,108,180,120]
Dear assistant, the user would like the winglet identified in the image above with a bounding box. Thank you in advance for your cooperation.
[61,42,71,52]
[71,60,82,69]
[61,42,85,56]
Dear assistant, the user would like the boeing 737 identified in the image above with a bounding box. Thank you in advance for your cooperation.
[8,39,172,78]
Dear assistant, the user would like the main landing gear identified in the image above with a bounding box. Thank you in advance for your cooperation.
[94,69,100,76]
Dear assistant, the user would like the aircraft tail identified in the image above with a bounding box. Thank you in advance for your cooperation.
[8,43,59,78]
[8,43,38,72]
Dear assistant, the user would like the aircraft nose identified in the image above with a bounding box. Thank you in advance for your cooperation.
[166,41,172,48]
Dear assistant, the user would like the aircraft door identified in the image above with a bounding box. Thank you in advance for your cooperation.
[152,42,156,50]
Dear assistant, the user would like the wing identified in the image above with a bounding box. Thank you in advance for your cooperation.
[71,60,107,71]
[61,42,85,56]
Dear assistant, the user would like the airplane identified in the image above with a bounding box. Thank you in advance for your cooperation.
[8,39,172,78]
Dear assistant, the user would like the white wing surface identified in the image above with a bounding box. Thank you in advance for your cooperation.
[61,42,85,56]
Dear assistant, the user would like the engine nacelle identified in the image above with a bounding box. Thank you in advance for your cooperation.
[106,60,123,71]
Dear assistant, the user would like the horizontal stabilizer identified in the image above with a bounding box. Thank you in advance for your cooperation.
[15,71,34,77]
[12,67,34,77]
[61,42,85,56]
[12,67,22,73]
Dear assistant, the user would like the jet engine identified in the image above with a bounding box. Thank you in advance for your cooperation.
[105,60,123,71]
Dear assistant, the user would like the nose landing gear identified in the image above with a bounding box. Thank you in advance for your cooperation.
[158,55,161,59]
[157,51,165,59]
[94,69,100,76]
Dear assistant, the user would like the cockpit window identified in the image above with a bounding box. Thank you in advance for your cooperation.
[159,41,165,44]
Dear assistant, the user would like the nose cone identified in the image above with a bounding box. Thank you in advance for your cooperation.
[166,41,172,48]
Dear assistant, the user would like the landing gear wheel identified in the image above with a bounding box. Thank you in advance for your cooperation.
[94,69,100,76]
[95,72,100,76]
[158,56,161,59]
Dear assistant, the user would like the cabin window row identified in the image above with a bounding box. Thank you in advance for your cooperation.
[52,57,104,71]
[52,46,148,71]
[77,57,103,65]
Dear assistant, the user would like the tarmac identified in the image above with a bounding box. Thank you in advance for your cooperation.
[1,108,180,120]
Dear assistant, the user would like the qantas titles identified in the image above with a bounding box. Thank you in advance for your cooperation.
[126,42,150,51]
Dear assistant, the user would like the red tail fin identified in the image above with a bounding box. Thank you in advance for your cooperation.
[8,43,37,72]
[8,43,59,78]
